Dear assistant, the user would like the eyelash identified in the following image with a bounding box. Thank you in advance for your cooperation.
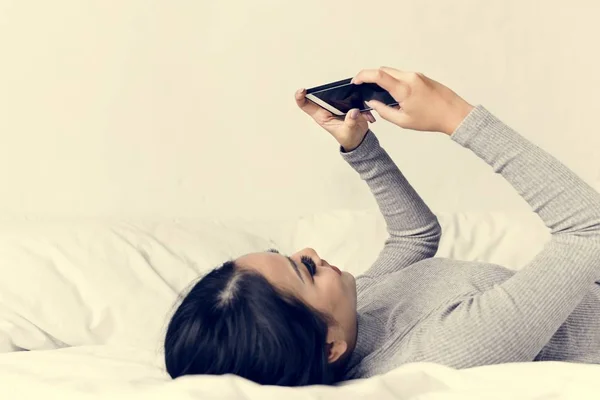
[301,256,317,276]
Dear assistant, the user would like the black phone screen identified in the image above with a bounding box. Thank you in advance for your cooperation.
[308,79,398,114]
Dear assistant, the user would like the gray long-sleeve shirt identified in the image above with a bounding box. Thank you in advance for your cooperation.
[341,105,600,380]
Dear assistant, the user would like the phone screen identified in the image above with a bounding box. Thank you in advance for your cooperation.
[306,78,398,115]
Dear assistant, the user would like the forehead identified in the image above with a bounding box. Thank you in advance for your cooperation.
[236,252,301,287]
[237,252,283,267]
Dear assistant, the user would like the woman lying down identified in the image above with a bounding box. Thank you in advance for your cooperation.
[163,66,600,386]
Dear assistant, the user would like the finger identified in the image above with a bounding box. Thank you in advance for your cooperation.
[295,88,322,116]
[344,108,360,128]
[351,69,398,92]
[364,110,376,123]
[351,69,410,102]
[365,100,409,128]
[379,66,413,81]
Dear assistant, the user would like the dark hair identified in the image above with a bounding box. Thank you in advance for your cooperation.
[164,260,336,386]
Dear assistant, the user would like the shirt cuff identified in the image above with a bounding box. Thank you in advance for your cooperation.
[340,130,380,161]
[449,105,495,147]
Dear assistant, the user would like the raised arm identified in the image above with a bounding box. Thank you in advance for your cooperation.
[414,106,600,367]
[340,131,442,280]
[352,68,600,366]
[451,106,600,238]
[294,85,441,284]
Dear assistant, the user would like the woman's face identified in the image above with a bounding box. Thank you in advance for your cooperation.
[236,248,358,362]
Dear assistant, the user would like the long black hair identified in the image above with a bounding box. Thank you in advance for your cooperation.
[164,260,336,386]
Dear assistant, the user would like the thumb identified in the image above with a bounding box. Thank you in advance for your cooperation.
[366,100,409,128]
[344,108,361,128]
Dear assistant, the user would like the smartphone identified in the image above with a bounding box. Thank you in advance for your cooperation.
[305,78,398,116]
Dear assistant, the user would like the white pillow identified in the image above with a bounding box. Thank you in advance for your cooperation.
[0,211,549,354]
[0,219,280,353]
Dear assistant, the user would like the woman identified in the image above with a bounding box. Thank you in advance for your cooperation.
[164,67,600,386]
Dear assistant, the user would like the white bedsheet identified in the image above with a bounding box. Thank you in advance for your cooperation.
[0,345,598,400]
[0,211,596,399]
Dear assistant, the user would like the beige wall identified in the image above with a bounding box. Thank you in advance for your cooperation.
[1,0,599,220]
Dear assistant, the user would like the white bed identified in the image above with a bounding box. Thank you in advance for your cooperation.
[1,210,599,399]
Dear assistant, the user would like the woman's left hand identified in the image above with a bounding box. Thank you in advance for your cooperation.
[295,88,375,151]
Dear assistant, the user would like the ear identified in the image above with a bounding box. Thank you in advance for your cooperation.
[326,338,348,364]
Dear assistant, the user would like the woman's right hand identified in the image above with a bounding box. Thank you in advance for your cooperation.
[351,67,474,136]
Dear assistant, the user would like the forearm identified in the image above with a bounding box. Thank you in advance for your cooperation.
[422,106,600,366]
[341,131,441,275]
[450,105,600,237]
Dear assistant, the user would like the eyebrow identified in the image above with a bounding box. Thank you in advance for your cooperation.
[267,248,305,283]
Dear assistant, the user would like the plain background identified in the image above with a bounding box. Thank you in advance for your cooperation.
[1,0,599,220]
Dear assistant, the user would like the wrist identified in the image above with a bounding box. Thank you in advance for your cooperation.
[340,131,369,152]
[340,130,380,161]
[443,100,474,136]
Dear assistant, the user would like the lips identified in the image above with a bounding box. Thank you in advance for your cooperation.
[330,265,342,276]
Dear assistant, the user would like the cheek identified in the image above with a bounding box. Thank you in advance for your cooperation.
[319,275,348,311]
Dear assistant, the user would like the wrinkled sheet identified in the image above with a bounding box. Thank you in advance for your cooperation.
[0,345,597,400]
[2,211,594,399]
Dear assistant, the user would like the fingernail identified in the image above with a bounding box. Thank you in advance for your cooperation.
[365,100,373,107]
[350,109,359,119]
[296,88,305,95]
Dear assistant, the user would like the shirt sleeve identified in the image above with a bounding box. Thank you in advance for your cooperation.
[340,131,442,286]
[411,105,600,367]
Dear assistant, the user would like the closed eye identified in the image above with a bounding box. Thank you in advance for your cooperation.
[301,255,317,280]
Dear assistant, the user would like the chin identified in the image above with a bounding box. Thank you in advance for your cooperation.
[342,271,357,289]
[341,270,353,280]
